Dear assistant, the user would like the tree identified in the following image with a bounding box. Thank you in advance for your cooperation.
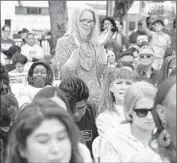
[113,0,134,21]
[48,1,68,51]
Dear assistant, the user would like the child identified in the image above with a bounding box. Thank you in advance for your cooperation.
[9,53,28,84]
[96,68,138,137]
[106,49,118,68]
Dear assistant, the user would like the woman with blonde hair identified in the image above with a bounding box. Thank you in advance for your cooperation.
[100,81,161,162]
[96,68,138,137]
[54,4,107,104]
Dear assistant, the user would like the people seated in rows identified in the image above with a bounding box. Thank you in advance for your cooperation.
[1,25,15,53]
[5,99,84,163]
[9,53,28,84]
[150,75,176,163]
[135,45,159,85]
[18,28,29,46]
[143,19,171,70]
[11,61,53,108]
[21,33,44,62]
[100,81,158,162]
[106,49,118,68]
[59,77,98,158]
[100,17,122,54]
[96,68,138,137]
[158,56,176,85]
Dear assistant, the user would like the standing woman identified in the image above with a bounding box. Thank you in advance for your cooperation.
[54,5,107,104]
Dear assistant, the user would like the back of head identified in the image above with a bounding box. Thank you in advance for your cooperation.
[5,99,82,163]
[117,50,133,61]
[4,45,21,59]
[59,77,89,112]
[124,81,157,122]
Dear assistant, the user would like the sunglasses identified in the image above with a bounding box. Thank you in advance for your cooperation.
[139,53,153,59]
[133,108,152,117]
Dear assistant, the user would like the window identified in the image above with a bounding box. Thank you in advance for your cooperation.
[5,19,11,27]
[15,6,27,15]
[27,7,41,15]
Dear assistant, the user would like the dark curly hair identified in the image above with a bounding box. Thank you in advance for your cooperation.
[59,77,89,113]
[101,16,118,32]
[27,61,54,86]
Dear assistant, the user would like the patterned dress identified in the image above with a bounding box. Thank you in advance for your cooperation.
[55,35,105,104]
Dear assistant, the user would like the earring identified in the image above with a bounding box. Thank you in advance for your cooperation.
[158,129,172,147]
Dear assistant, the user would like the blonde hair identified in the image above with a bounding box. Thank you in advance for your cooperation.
[97,68,138,115]
[65,4,100,44]
[124,81,157,122]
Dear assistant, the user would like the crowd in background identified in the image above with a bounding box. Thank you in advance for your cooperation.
[0,4,176,163]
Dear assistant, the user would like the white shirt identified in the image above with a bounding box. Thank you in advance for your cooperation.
[96,104,125,137]
[21,44,44,61]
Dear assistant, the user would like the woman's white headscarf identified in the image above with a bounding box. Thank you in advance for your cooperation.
[65,4,100,44]
[124,81,157,122]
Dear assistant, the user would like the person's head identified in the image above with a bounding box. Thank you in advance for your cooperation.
[153,19,165,32]
[106,49,117,64]
[173,18,176,29]
[66,4,99,42]
[18,28,29,40]
[116,61,134,71]
[12,53,28,73]
[124,81,157,131]
[98,68,138,114]
[137,19,144,32]
[26,33,35,46]
[27,62,53,88]
[117,50,134,65]
[136,34,149,47]
[5,99,83,163]
[101,17,117,32]
[33,87,72,115]
[138,45,154,67]
[0,63,11,94]
[0,93,19,133]
[59,77,89,122]
[158,56,176,85]
[146,16,156,31]
[150,76,176,163]
[2,25,11,38]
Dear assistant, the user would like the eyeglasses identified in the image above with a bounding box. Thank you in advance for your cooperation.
[139,53,153,59]
[133,108,152,117]
[80,19,95,26]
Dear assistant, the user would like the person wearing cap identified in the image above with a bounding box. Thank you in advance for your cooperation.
[143,19,171,70]
[135,45,159,85]
[18,28,29,46]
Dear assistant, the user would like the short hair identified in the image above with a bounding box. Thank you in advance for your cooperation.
[152,19,164,26]
[27,61,54,86]
[5,99,83,163]
[117,50,134,61]
[116,61,134,71]
[2,25,10,31]
[12,53,28,65]
[124,81,157,122]
[26,32,35,38]
[3,45,21,59]
[101,16,118,32]
[59,77,89,112]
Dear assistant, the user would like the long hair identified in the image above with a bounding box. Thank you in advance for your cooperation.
[97,68,138,115]
[5,99,83,163]
[27,61,54,86]
[123,81,157,122]
[64,4,100,44]
[158,56,176,85]
[150,76,176,163]
[100,16,118,32]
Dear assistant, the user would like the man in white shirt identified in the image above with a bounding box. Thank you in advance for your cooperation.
[21,33,44,62]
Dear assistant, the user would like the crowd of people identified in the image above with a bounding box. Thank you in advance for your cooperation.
[0,4,176,163]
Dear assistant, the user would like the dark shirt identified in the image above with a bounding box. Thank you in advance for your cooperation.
[136,66,159,85]
[1,37,15,53]
[76,104,98,157]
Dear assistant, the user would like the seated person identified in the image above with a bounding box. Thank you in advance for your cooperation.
[0,93,19,162]
[11,61,53,108]
[59,77,98,158]
[135,45,159,85]
[9,53,28,84]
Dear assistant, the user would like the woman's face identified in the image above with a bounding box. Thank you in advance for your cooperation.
[78,10,95,38]
[110,78,133,103]
[16,62,25,73]
[132,98,155,130]
[168,58,176,76]
[20,118,72,163]
[32,65,47,88]
[103,20,112,30]
[107,50,116,63]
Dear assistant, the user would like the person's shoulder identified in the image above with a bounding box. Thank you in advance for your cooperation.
[56,36,72,46]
